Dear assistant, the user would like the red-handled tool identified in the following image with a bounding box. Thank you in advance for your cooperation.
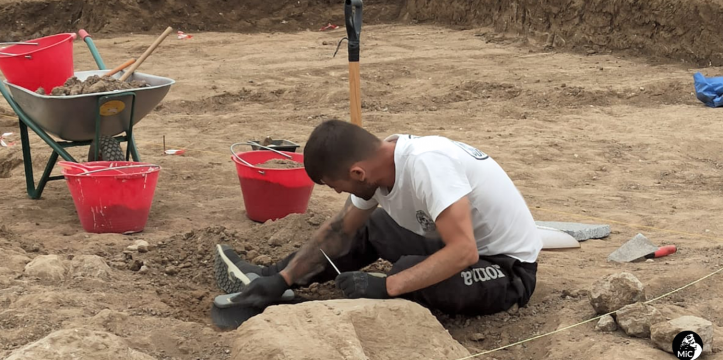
[644,245,677,259]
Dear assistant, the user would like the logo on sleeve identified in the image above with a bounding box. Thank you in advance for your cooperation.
[415,211,436,232]
[453,141,489,160]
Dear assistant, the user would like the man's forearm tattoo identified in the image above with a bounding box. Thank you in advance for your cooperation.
[283,196,356,285]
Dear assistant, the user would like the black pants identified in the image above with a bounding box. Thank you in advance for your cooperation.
[283,208,538,316]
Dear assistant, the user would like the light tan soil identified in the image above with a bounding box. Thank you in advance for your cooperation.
[1,5,723,359]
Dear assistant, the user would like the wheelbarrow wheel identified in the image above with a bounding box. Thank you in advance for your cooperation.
[88,135,125,161]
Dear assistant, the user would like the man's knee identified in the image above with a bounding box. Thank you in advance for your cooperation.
[386,255,536,316]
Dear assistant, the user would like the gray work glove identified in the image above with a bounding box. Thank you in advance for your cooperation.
[335,271,390,299]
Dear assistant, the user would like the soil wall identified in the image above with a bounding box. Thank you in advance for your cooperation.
[2,0,723,65]
[400,0,723,65]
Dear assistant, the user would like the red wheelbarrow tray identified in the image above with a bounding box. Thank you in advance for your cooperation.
[3,69,175,142]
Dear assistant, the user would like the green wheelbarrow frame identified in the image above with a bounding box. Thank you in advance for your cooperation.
[0,30,141,199]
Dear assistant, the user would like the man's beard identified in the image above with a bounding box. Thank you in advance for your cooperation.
[354,181,378,200]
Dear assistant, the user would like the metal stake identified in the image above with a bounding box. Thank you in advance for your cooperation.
[320,248,341,275]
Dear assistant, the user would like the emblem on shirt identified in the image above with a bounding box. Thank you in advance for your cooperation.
[453,141,488,160]
[415,211,436,232]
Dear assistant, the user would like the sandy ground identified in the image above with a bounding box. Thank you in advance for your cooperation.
[2,24,723,359]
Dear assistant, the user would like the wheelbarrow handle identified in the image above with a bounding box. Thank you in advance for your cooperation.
[345,0,363,62]
[78,29,91,40]
[78,29,106,70]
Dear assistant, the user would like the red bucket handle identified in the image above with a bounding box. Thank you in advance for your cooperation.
[230,142,266,175]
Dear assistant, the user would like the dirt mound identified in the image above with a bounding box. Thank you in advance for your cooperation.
[111,214,331,324]
[257,158,304,169]
[110,226,240,323]
[5,328,156,360]
[232,299,471,360]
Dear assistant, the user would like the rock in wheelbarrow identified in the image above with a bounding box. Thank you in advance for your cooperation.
[48,75,149,96]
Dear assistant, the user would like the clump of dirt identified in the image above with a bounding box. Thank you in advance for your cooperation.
[0,148,23,179]
[38,76,148,96]
[257,159,304,169]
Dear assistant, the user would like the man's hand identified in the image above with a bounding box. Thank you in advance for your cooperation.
[229,273,289,308]
[280,195,376,286]
[335,271,390,299]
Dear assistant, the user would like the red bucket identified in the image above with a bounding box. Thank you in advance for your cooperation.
[231,150,314,222]
[60,161,161,234]
[0,33,76,92]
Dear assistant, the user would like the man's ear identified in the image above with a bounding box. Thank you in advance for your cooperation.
[349,164,366,181]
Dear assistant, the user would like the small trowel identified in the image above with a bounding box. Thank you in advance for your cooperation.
[608,233,677,263]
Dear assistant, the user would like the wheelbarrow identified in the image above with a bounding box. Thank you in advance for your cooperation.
[0,30,174,199]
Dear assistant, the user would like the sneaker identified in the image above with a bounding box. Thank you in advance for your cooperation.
[214,244,264,294]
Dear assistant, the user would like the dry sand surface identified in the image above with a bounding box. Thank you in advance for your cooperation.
[2,19,723,360]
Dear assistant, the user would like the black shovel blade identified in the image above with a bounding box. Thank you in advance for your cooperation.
[210,303,264,331]
[344,0,362,62]
[210,296,313,331]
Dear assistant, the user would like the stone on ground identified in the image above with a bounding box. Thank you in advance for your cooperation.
[607,233,660,263]
[232,299,471,360]
[651,316,714,354]
[1,250,31,272]
[614,302,664,338]
[70,255,112,280]
[0,266,15,286]
[4,328,156,360]
[23,255,67,281]
[535,221,611,241]
[589,272,646,314]
[126,240,149,252]
[595,314,617,332]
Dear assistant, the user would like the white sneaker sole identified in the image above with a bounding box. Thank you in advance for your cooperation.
[214,244,252,294]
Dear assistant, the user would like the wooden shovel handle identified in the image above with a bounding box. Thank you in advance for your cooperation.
[349,62,362,126]
[104,59,136,77]
[119,26,173,81]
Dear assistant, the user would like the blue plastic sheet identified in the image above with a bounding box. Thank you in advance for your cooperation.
[693,72,723,107]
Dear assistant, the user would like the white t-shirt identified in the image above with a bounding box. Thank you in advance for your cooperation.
[351,134,542,263]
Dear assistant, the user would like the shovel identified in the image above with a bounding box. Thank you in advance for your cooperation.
[209,271,307,330]
[119,26,173,81]
[209,248,344,330]
[335,0,363,126]
[347,0,362,126]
